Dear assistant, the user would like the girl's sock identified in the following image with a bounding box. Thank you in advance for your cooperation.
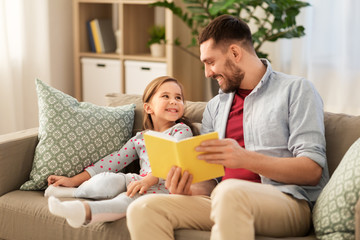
[44,185,76,198]
[48,196,86,228]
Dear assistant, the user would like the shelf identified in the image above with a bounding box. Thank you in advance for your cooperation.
[123,54,166,62]
[77,0,157,3]
[121,0,157,4]
[78,52,166,62]
[77,0,118,3]
[79,52,120,59]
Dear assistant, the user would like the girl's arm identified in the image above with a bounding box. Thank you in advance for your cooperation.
[46,136,139,187]
[86,136,138,176]
[47,171,91,187]
[126,173,159,198]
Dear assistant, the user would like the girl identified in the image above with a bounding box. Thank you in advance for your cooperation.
[45,76,195,228]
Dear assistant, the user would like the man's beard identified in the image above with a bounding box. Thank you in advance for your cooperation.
[213,58,245,93]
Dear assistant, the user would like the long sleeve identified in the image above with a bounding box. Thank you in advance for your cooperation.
[85,136,138,177]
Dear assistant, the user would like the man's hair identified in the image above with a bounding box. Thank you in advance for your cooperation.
[198,15,254,53]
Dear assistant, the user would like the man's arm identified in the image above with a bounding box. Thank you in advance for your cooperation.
[197,138,322,186]
[165,166,217,196]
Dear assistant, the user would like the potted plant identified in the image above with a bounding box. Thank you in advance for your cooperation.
[147,25,166,57]
[150,0,310,59]
[150,0,310,95]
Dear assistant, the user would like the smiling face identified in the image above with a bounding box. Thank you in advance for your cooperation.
[144,81,185,131]
[200,38,245,93]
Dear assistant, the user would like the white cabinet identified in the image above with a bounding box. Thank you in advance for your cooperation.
[125,60,167,95]
[81,58,121,106]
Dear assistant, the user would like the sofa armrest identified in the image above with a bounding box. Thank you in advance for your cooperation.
[356,199,360,240]
[0,128,38,196]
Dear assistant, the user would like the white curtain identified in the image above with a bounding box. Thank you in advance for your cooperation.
[266,0,360,115]
[0,0,73,135]
[0,0,24,134]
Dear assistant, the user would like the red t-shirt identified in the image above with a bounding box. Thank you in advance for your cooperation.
[222,89,261,183]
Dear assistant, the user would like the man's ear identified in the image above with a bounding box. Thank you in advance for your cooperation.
[229,44,242,62]
[143,103,153,114]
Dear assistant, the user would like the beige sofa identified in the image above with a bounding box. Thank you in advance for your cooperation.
[1,93,360,240]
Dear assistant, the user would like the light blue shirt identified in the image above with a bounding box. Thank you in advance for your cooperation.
[201,59,329,207]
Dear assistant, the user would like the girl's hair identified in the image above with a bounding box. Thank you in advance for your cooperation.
[142,76,198,135]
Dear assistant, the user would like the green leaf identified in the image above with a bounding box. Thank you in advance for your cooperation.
[192,14,209,21]
[256,51,269,59]
[183,0,201,3]
[272,18,284,30]
[268,26,306,42]
[187,6,206,14]
[174,38,181,46]
[285,7,300,25]
[191,37,198,46]
[208,0,237,16]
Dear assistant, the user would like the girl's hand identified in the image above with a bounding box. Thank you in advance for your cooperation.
[126,174,159,198]
[47,175,76,187]
[47,171,91,187]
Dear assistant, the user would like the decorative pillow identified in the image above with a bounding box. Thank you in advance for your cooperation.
[20,79,135,190]
[313,138,360,239]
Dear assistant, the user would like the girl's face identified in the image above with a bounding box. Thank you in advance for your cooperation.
[144,81,185,132]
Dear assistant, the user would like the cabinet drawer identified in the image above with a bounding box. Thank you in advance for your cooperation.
[81,58,122,106]
[125,60,167,95]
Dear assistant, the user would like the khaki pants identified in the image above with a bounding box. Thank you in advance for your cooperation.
[127,179,311,240]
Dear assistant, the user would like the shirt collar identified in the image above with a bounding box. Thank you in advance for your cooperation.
[250,58,273,95]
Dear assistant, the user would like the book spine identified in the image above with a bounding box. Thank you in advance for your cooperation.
[86,20,95,52]
[90,19,102,53]
[94,19,105,53]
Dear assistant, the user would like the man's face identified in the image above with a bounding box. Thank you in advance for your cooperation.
[200,39,244,93]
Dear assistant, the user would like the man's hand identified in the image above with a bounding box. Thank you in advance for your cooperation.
[196,138,246,169]
[165,167,217,196]
[126,173,159,198]
[165,167,193,195]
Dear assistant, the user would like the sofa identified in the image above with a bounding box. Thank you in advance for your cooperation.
[1,93,360,240]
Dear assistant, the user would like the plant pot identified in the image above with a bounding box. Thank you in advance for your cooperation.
[150,43,165,57]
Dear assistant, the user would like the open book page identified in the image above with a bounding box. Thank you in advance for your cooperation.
[144,131,225,183]
[144,131,178,179]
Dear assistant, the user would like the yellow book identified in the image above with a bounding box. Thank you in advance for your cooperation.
[144,131,225,183]
[90,19,102,53]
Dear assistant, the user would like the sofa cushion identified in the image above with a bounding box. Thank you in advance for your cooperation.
[20,80,135,190]
[0,190,131,240]
[324,112,360,176]
[313,137,360,239]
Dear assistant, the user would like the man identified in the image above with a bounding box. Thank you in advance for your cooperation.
[127,15,329,239]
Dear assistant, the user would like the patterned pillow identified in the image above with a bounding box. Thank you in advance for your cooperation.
[313,138,360,239]
[20,79,135,190]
